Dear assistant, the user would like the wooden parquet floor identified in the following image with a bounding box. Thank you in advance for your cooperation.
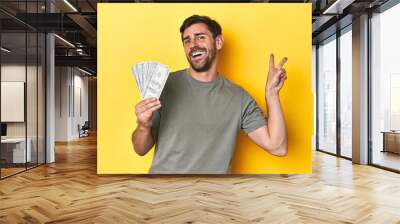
[1,134,400,224]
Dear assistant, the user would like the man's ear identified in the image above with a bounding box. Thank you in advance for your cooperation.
[215,35,224,50]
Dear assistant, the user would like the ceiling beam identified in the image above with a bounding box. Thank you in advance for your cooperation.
[67,13,97,44]
[55,55,96,70]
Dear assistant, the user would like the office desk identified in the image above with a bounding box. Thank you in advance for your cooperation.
[381,131,400,154]
[1,138,31,163]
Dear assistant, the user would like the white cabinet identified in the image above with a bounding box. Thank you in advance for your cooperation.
[1,138,32,163]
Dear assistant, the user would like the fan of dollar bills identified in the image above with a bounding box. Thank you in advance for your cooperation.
[132,61,170,99]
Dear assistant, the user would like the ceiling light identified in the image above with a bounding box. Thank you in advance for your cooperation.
[54,34,75,48]
[77,67,93,76]
[63,0,78,12]
[322,0,354,15]
[1,47,11,53]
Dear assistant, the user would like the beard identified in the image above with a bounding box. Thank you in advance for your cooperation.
[187,45,217,72]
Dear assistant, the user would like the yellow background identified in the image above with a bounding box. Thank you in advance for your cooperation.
[98,3,312,174]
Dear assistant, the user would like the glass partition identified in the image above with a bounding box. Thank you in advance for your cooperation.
[0,1,46,179]
[1,30,28,177]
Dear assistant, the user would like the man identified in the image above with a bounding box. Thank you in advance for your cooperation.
[132,15,288,174]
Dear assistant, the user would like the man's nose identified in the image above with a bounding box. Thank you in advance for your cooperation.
[189,38,199,49]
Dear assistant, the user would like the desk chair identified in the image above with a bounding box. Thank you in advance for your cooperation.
[79,121,90,138]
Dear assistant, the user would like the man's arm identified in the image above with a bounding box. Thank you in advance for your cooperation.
[248,54,288,156]
[132,97,161,156]
[132,126,155,156]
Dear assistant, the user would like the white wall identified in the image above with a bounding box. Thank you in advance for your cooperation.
[1,65,26,132]
[1,65,38,137]
[72,73,89,138]
[55,67,70,141]
[55,67,89,141]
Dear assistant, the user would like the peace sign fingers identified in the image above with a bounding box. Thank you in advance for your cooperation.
[269,54,275,70]
[269,54,288,70]
[266,53,288,93]
[278,57,288,69]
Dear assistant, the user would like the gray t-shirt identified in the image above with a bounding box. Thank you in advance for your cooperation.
[149,69,266,174]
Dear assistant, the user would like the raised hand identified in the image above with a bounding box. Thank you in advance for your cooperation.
[266,54,288,95]
[135,97,161,129]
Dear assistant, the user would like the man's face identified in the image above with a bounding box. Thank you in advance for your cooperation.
[182,23,220,72]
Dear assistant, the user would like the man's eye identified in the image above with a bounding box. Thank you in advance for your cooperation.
[183,39,190,45]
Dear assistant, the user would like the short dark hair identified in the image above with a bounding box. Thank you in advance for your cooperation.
[180,15,222,40]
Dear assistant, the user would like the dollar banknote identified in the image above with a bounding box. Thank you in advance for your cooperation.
[132,61,170,99]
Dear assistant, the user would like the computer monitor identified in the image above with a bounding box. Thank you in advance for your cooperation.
[1,123,7,137]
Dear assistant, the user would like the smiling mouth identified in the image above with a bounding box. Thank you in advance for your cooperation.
[190,49,206,60]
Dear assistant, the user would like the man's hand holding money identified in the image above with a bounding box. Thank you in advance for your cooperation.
[135,97,161,130]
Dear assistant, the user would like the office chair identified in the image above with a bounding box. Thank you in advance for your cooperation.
[79,121,90,138]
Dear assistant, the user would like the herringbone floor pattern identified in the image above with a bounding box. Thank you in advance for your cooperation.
[1,134,400,223]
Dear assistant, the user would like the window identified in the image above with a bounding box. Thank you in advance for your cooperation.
[317,36,337,154]
[370,2,400,171]
[339,28,352,158]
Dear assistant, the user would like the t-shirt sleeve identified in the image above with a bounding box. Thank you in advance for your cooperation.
[241,89,267,134]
